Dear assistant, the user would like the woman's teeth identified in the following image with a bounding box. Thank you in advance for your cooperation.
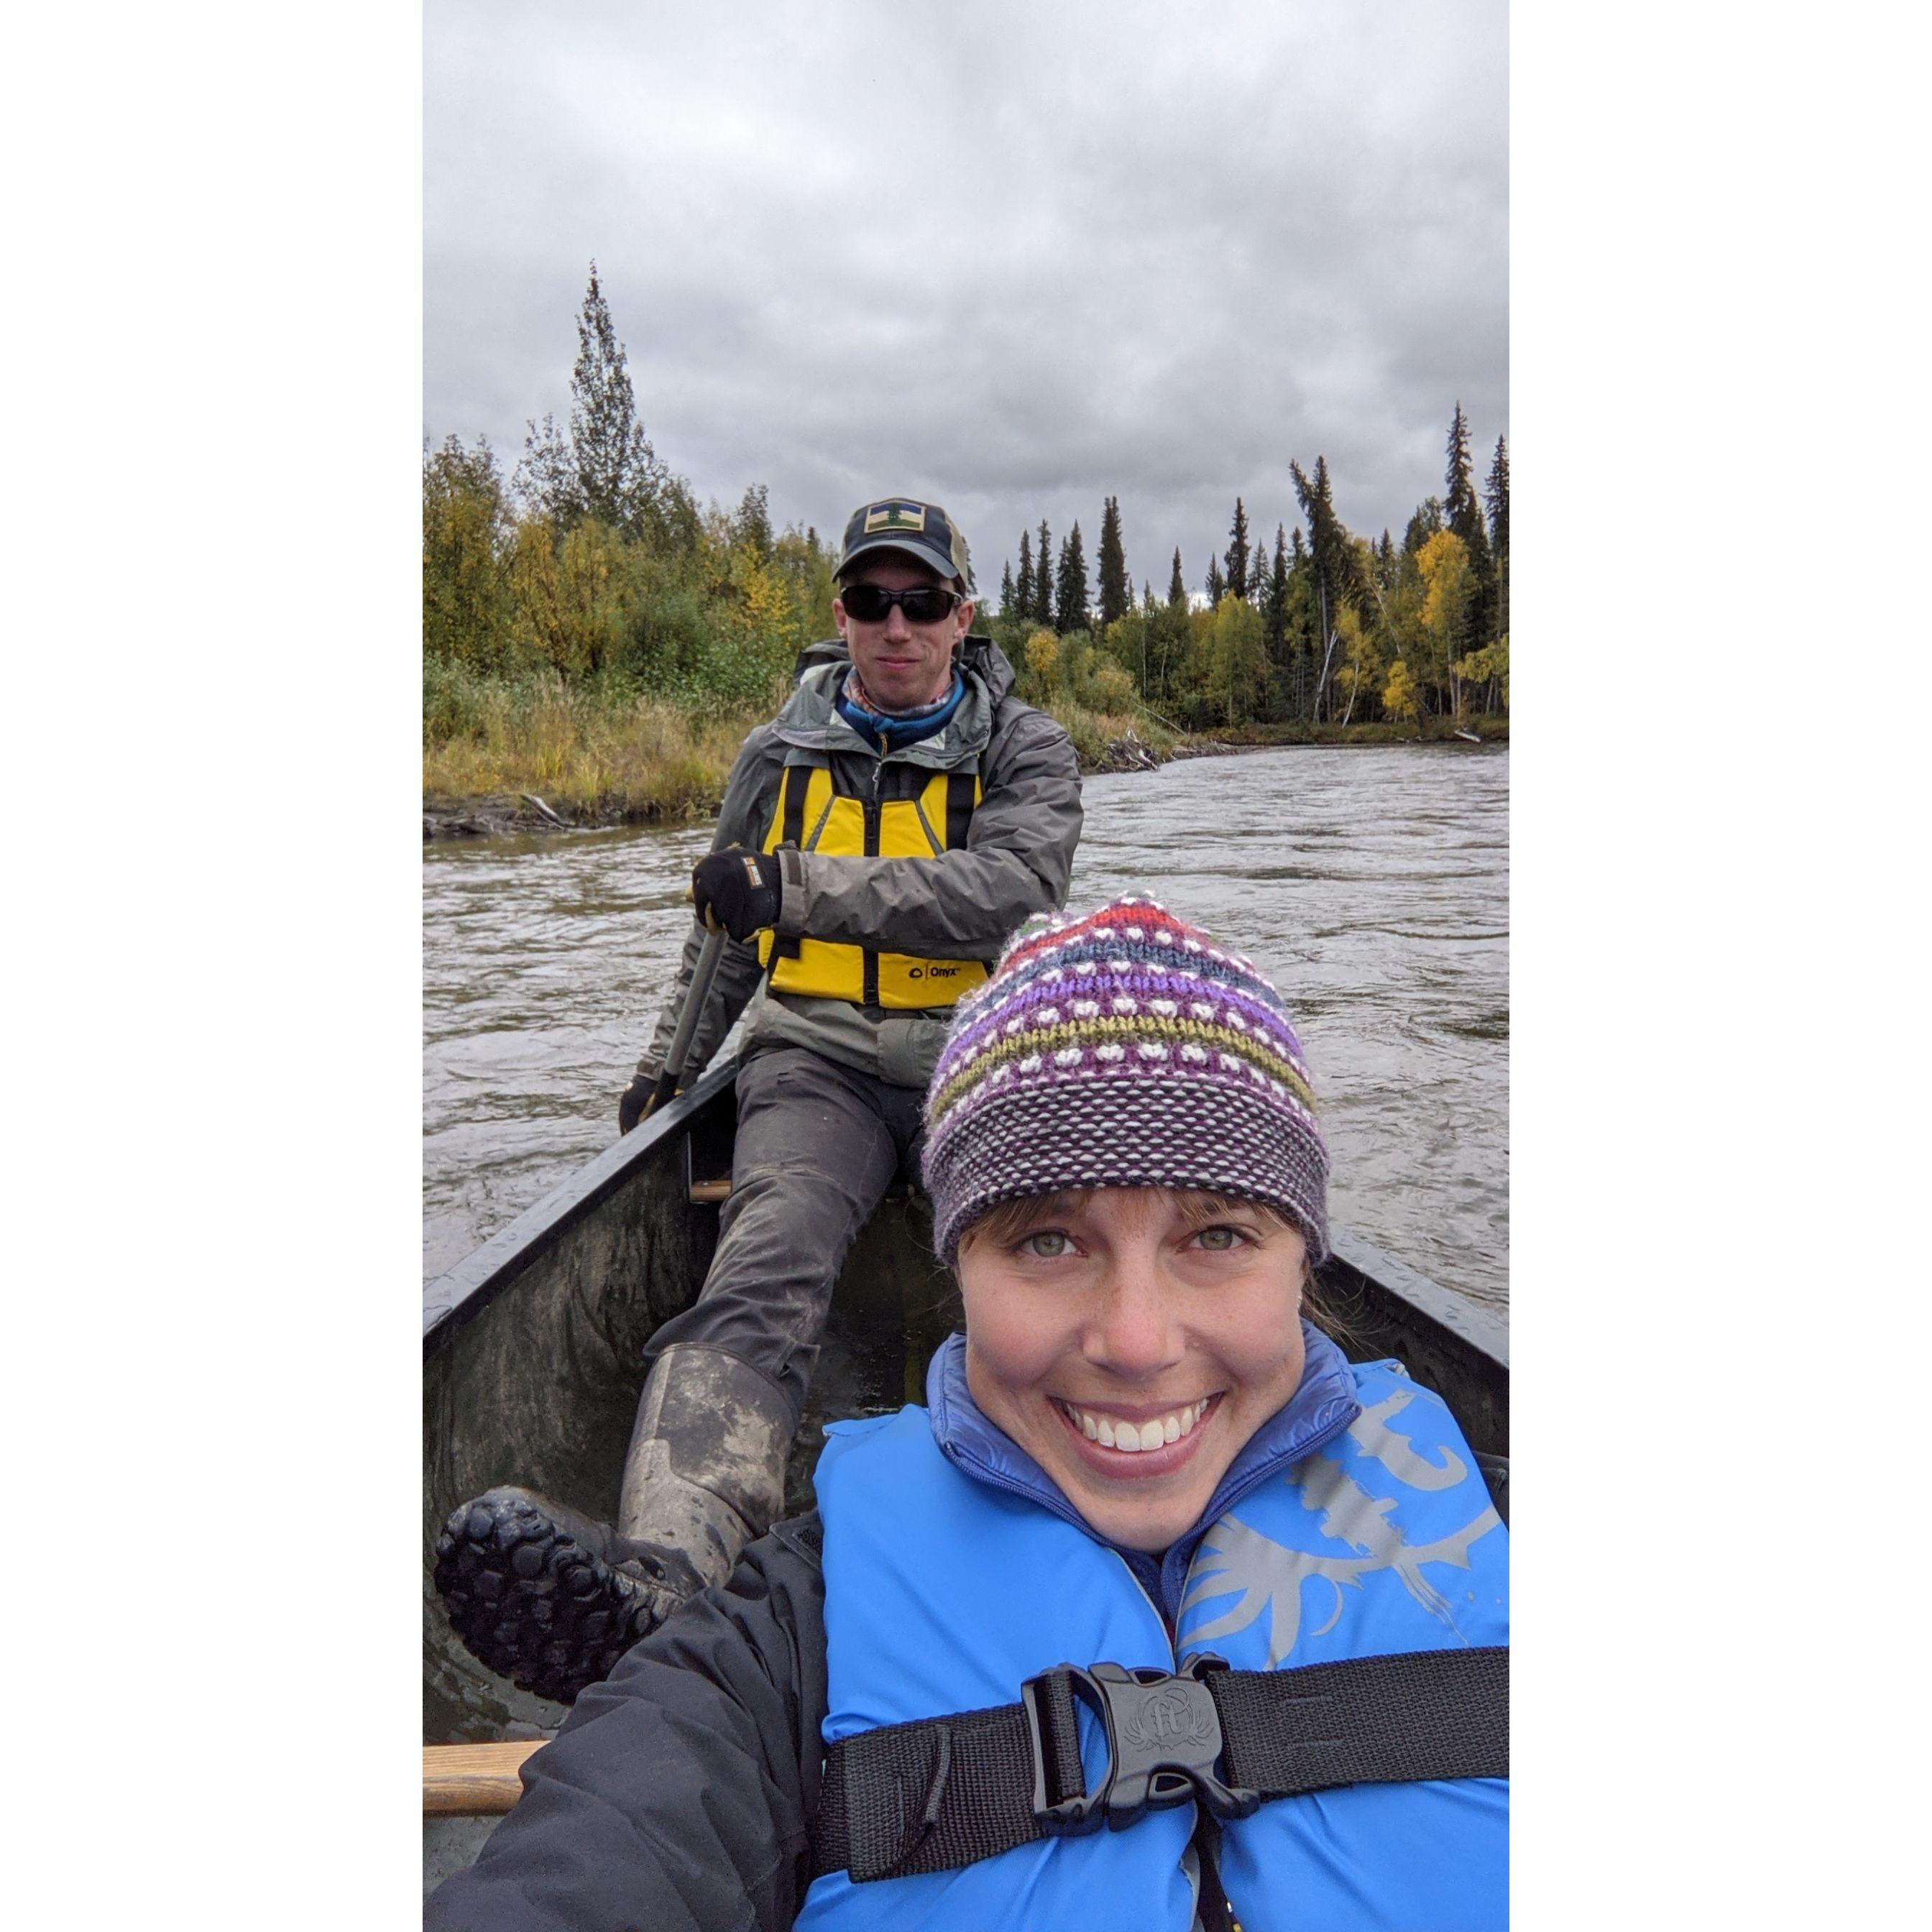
[1059,1398,1210,1453]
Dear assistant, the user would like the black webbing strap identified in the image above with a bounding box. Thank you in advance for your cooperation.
[779,761,809,847]
[943,769,978,850]
[813,1647,1506,1885]
[1208,1647,1508,1796]
[814,1693,1079,1885]
[770,765,809,961]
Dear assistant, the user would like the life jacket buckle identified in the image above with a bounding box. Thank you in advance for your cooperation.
[1021,1654,1260,1836]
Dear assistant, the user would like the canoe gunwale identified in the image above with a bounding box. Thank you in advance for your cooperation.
[422,1054,739,1353]
[1326,1225,1509,1371]
[422,1054,1511,1389]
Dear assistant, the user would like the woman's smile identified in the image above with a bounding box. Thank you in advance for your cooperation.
[1053,1392,1217,1463]
[957,1189,1307,1552]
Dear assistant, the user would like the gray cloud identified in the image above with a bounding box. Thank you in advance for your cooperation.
[426,0,1506,594]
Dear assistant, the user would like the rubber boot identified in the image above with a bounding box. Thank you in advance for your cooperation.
[434,1344,796,1706]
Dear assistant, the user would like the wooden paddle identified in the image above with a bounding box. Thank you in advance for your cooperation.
[423,1740,547,1816]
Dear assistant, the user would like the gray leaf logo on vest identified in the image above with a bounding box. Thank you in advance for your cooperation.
[1348,1386,1469,1491]
[1179,1409,1502,1668]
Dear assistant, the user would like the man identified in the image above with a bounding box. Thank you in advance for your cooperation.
[436,497,1082,1703]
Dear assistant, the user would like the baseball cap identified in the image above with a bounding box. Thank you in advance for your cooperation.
[834,497,974,593]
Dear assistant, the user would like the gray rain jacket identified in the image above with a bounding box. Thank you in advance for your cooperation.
[642,634,1081,1092]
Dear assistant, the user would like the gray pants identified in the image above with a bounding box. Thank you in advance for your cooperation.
[642,1045,927,1426]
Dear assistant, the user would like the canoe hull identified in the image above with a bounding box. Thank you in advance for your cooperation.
[423,1054,1508,1743]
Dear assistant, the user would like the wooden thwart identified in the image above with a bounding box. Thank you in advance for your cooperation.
[424,1740,547,1816]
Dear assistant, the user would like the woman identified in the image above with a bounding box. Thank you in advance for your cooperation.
[427,897,1508,1932]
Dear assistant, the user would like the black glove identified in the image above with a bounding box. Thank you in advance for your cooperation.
[618,1070,663,1133]
[692,847,782,942]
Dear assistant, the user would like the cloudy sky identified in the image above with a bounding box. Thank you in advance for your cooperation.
[426,0,1506,599]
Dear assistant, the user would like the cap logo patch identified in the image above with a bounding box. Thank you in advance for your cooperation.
[864,502,927,535]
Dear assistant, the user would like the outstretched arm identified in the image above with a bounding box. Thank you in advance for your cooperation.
[426,1520,827,1932]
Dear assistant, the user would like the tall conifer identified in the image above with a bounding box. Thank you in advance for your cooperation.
[1168,548,1187,607]
[1205,556,1226,608]
[1485,436,1509,643]
[1015,530,1034,620]
[1224,497,1252,602]
[1443,403,1495,656]
[1054,523,1092,633]
[1484,436,1509,556]
[568,262,670,540]
[1291,456,1370,720]
[1096,496,1130,628]
[998,557,1016,617]
[1034,520,1054,627]
[1264,524,1290,651]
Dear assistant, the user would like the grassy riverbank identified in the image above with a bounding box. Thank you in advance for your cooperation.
[420,665,1500,825]
[421,668,1497,837]
[423,662,1181,833]
[423,663,772,827]
[1212,715,1509,748]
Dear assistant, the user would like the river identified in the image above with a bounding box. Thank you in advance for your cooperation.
[423,743,1507,1307]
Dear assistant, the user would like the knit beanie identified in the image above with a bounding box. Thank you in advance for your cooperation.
[921,896,1329,1266]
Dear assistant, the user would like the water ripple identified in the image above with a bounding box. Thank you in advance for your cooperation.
[424,745,1507,1305]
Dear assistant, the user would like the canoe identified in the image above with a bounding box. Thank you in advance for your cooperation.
[422,1051,1509,1880]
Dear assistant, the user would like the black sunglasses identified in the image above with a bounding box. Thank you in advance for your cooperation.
[840,583,962,625]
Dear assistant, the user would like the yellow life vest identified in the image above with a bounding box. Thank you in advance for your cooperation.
[755,761,991,1009]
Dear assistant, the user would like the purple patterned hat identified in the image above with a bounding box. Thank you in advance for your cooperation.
[921,895,1328,1265]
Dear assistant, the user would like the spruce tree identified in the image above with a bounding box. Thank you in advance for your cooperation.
[1096,495,1130,628]
[1291,456,1370,721]
[1443,402,1484,545]
[1443,403,1495,656]
[1285,526,1315,719]
[1033,520,1054,627]
[1484,435,1509,556]
[1264,524,1289,653]
[998,557,1016,617]
[1015,530,1034,620]
[1485,436,1509,643]
[1054,523,1092,634]
[1205,556,1226,608]
[1168,548,1187,607]
[1224,497,1251,602]
[567,262,670,540]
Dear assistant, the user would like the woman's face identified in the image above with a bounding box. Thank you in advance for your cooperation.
[957,1187,1308,1553]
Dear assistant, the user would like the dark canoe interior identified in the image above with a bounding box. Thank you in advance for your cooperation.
[423,1052,1509,1747]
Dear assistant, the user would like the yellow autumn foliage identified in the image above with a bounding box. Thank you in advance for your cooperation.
[1382,658,1421,727]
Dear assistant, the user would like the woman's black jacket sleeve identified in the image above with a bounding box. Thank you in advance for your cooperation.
[425,1514,828,1932]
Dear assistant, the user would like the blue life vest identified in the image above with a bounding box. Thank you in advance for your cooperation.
[796,1358,1507,1931]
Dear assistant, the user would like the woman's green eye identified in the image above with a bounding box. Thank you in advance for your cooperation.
[1022,1230,1071,1258]
[1196,1225,1243,1250]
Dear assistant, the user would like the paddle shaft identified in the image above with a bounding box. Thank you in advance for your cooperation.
[650,924,728,1110]
[424,1741,545,1815]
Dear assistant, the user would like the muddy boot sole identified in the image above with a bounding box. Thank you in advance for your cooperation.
[433,1487,681,1706]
